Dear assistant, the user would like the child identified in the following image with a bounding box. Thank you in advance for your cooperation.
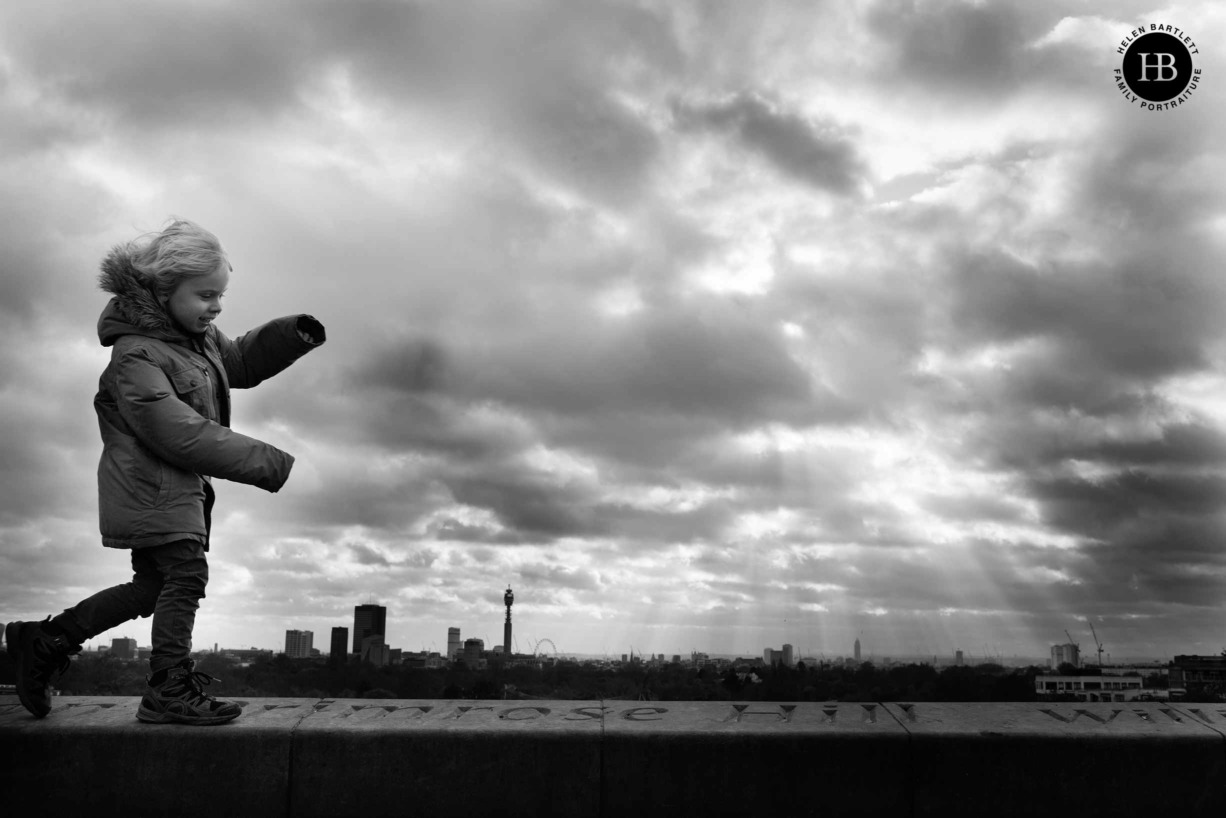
[4,219,325,725]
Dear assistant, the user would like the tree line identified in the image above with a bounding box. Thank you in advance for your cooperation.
[4,650,1062,702]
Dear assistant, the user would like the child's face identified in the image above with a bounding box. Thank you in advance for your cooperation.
[164,263,230,335]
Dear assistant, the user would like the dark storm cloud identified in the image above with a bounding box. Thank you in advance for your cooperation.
[0,170,110,325]
[0,59,96,156]
[1081,423,1226,468]
[672,94,864,194]
[1030,472,1226,540]
[591,501,735,547]
[0,1,315,128]
[1077,126,1220,235]
[977,459,1226,612]
[0,433,72,527]
[349,542,393,567]
[305,0,676,206]
[544,413,730,478]
[1077,518,1226,611]
[461,300,818,424]
[427,517,518,545]
[518,563,602,592]
[918,492,1029,526]
[865,0,1044,95]
[363,337,450,394]
[444,469,602,540]
[1,0,674,204]
[341,295,823,485]
[320,290,838,547]
[950,252,1217,383]
[0,335,102,528]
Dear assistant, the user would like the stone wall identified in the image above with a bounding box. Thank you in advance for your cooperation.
[3,697,1224,816]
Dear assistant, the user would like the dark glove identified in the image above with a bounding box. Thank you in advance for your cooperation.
[296,315,326,346]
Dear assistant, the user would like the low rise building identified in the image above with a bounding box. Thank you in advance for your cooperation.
[1035,674,1160,702]
[1170,655,1226,699]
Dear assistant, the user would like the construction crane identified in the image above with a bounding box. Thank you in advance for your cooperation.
[1088,622,1105,666]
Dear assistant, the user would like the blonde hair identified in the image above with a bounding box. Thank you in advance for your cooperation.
[108,218,228,298]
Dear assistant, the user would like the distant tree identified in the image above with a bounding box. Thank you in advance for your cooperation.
[363,688,397,699]
[721,668,742,693]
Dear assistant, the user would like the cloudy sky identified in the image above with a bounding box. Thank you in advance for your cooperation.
[1,0,1223,663]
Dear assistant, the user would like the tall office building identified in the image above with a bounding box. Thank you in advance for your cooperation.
[331,627,349,660]
[463,638,484,665]
[361,634,390,666]
[782,644,794,667]
[448,627,461,661]
[854,638,861,663]
[1051,642,1080,669]
[110,637,138,660]
[285,629,313,659]
[353,604,387,654]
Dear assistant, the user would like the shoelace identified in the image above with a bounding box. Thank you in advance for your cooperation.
[168,667,223,705]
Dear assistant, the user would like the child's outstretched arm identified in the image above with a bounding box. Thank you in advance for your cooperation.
[217,315,326,389]
[111,345,295,492]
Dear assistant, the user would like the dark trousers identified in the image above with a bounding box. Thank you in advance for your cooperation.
[52,540,208,673]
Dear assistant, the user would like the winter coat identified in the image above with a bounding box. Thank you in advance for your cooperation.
[94,255,325,550]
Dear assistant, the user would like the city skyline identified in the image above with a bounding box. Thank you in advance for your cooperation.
[1,2,1223,663]
[78,593,1189,667]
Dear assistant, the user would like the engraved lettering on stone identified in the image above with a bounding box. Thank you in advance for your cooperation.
[861,704,877,724]
[1158,709,1182,723]
[730,704,796,723]
[385,706,433,719]
[453,705,496,719]
[59,702,121,718]
[622,707,668,721]
[346,705,399,720]
[898,703,917,722]
[1038,708,1123,724]
[500,707,551,720]
[821,706,838,724]
[565,707,612,721]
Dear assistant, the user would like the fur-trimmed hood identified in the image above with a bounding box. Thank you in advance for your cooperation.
[97,253,189,347]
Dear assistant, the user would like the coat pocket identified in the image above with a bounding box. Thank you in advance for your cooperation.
[169,366,215,420]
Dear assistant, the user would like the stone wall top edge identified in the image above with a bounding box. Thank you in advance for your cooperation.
[3,697,1225,738]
